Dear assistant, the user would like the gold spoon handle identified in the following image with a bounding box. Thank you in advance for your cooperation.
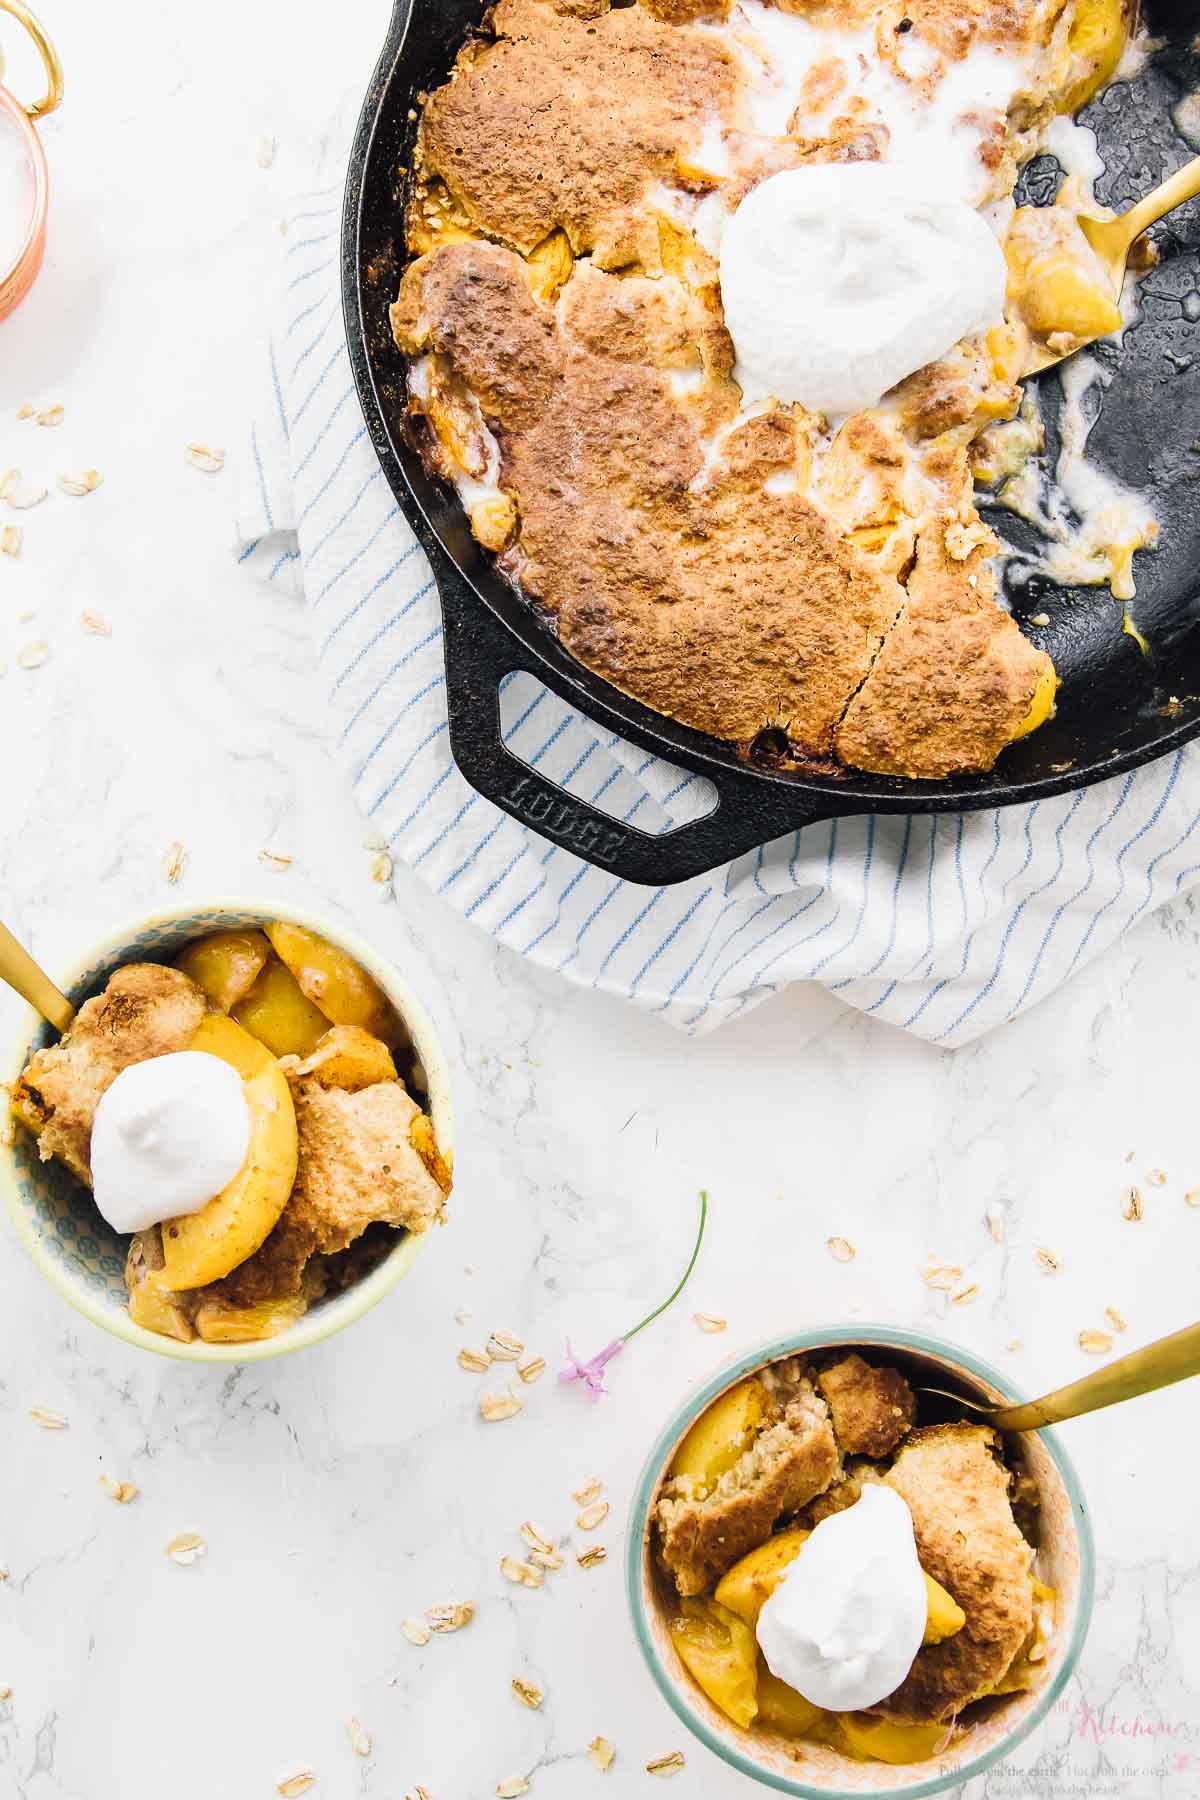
[0,921,74,1032]
[987,1318,1200,1432]
[1087,153,1200,261]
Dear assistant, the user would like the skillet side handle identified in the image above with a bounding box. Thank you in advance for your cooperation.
[436,549,834,888]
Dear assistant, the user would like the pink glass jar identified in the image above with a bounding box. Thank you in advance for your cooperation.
[0,0,62,322]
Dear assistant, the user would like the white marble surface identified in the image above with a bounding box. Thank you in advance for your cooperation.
[2,3,1200,1797]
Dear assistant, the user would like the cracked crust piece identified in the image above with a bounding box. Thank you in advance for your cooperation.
[206,1078,447,1306]
[834,522,1055,779]
[10,965,207,1184]
[876,1424,1035,1723]
[656,1381,840,1596]
[816,1353,916,1458]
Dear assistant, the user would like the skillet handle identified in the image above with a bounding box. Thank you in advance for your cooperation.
[435,547,836,887]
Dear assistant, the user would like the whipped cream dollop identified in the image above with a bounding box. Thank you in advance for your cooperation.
[756,1484,926,1712]
[719,164,1008,418]
[90,1051,251,1235]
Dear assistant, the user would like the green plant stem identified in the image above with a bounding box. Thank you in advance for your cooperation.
[623,1190,708,1344]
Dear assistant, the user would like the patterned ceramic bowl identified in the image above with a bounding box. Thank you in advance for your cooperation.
[627,1325,1094,1799]
[0,901,454,1362]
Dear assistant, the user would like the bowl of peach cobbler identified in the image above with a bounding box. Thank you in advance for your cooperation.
[627,1327,1093,1796]
[1,905,453,1361]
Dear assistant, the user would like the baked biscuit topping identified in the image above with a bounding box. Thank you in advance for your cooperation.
[649,1348,1057,1764]
[399,0,1143,778]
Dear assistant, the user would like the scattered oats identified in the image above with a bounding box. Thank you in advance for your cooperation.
[480,1389,522,1422]
[402,1616,432,1646]
[588,1737,615,1772]
[576,1500,609,1532]
[15,640,48,670]
[36,404,64,427]
[166,1532,206,1565]
[517,1354,545,1384]
[500,1556,543,1589]
[826,1235,855,1263]
[458,1347,490,1373]
[363,830,387,851]
[2,472,47,508]
[0,1569,7,1582]
[951,1282,979,1306]
[577,1545,607,1570]
[57,469,102,497]
[694,1312,726,1333]
[455,1307,473,1325]
[345,1717,372,1757]
[185,443,225,474]
[81,609,111,636]
[1079,1329,1113,1355]
[16,403,34,419]
[487,1329,524,1362]
[920,1261,962,1291]
[1104,1306,1127,1333]
[161,840,188,885]
[1146,1169,1168,1187]
[99,1476,138,1503]
[985,1206,1004,1243]
[407,1790,435,1800]
[496,1781,529,1798]
[277,1773,315,1798]
[257,133,277,168]
[0,1687,9,1701]
[259,849,293,871]
[1122,1186,1144,1221]
[370,850,393,885]
[426,1601,474,1633]
[1035,1247,1061,1275]
[29,1406,66,1429]
[1,524,19,556]
[1006,1338,1023,1352]
[519,1521,554,1557]
[511,1678,543,1710]
[528,1546,563,1571]
[1187,1188,1200,1208]
[646,1753,685,1778]
[573,1477,604,1507]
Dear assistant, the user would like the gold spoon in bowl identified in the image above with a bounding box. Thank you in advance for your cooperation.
[0,919,75,1032]
[918,1317,1200,1432]
[1024,153,1200,374]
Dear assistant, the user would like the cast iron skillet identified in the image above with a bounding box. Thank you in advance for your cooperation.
[342,0,1200,887]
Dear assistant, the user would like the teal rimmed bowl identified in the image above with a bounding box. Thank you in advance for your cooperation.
[0,900,454,1363]
[627,1325,1094,1799]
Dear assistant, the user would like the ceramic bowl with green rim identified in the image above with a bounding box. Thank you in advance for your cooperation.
[627,1325,1094,1799]
[0,900,454,1363]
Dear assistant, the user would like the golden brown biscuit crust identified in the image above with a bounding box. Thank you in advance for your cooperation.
[879,1423,1035,1722]
[835,524,1054,779]
[11,965,207,1184]
[816,1353,916,1458]
[211,1077,446,1305]
[656,1390,841,1595]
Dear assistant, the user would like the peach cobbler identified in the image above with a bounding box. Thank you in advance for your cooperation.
[650,1352,1057,1767]
[394,0,1152,779]
[10,923,451,1344]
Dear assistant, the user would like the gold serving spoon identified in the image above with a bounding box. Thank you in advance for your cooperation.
[1027,153,1200,373]
[0,920,75,1032]
[919,1317,1200,1432]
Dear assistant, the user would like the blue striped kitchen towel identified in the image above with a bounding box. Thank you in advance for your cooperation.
[236,181,1200,1045]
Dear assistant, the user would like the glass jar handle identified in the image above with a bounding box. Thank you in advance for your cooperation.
[0,0,63,120]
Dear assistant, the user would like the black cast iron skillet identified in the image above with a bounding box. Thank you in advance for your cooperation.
[342,0,1200,887]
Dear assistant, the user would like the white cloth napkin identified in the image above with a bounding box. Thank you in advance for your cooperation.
[237,178,1200,1043]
